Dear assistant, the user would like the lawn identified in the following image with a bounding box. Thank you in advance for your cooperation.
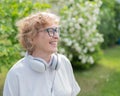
[0,46,120,96]
[76,45,120,96]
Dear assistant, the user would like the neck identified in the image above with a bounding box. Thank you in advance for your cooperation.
[31,51,52,63]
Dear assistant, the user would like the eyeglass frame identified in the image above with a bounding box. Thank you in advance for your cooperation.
[44,27,60,37]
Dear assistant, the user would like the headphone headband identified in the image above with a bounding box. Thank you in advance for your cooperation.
[25,53,60,73]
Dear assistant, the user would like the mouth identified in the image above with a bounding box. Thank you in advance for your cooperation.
[49,41,57,47]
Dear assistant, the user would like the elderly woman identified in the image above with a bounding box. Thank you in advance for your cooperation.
[3,12,80,96]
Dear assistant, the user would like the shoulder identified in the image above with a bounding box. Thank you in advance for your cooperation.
[57,53,70,63]
[57,53,72,69]
[6,58,26,78]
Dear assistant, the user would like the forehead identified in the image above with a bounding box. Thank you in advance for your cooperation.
[44,24,59,29]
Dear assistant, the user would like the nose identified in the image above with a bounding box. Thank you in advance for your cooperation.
[53,32,59,39]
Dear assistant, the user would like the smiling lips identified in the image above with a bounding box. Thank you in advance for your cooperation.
[49,41,58,47]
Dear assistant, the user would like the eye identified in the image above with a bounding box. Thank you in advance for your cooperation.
[47,28,54,32]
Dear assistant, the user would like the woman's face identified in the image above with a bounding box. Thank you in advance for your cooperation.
[33,24,60,54]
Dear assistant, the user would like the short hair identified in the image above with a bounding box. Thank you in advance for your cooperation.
[16,12,60,53]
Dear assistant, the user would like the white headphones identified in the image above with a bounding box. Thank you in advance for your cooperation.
[25,53,60,73]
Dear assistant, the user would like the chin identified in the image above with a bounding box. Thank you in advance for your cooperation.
[50,49,58,54]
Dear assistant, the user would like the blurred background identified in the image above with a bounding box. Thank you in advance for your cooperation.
[0,0,120,96]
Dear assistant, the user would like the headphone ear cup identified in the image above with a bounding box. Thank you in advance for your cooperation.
[50,54,60,70]
[29,58,46,73]
[26,55,47,73]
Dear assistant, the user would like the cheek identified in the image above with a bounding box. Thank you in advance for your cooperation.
[36,35,50,46]
[33,32,51,47]
[32,36,41,48]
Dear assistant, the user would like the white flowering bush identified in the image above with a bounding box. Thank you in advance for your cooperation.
[54,0,104,68]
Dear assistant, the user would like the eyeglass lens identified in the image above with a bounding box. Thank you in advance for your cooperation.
[46,27,60,37]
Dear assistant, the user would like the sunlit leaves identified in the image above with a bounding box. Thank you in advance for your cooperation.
[0,0,50,70]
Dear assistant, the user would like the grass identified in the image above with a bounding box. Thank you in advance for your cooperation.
[75,45,120,96]
[0,67,7,96]
[0,45,120,96]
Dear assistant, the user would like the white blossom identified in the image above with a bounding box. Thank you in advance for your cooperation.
[75,24,80,29]
[94,8,99,14]
[67,40,72,46]
[71,18,76,22]
[59,48,65,53]
[81,57,87,64]
[78,18,84,23]
[86,42,92,47]
[73,11,78,16]
[83,48,88,53]
[69,22,74,27]
[69,27,75,33]
[89,47,95,52]
[56,0,103,65]
[88,56,94,64]
[68,54,73,60]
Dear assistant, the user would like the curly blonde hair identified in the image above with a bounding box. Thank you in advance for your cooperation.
[16,12,60,53]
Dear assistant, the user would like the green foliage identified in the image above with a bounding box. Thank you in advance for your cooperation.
[114,1,120,40]
[98,0,120,48]
[0,0,50,70]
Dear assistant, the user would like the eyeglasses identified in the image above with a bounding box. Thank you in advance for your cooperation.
[44,27,60,37]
